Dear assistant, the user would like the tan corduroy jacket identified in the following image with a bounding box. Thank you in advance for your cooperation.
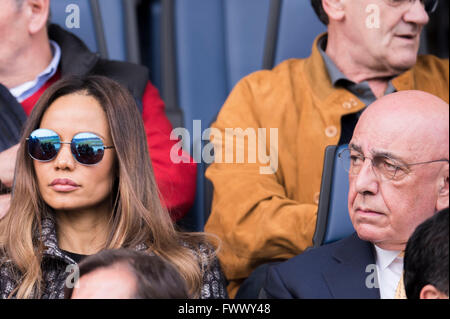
[205,34,449,298]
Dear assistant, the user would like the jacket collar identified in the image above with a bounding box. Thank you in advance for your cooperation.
[303,33,366,117]
[48,24,99,77]
[304,33,417,116]
[39,214,77,265]
[392,67,414,91]
[322,233,380,299]
[317,35,348,87]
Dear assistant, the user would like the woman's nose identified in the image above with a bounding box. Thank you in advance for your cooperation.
[54,143,76,170]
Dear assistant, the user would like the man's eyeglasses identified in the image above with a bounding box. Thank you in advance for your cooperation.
[338,148,449,181]
[384,0,439,14]
[26,128,115,166]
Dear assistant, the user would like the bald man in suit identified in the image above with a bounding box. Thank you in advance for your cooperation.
[262,90,449,299]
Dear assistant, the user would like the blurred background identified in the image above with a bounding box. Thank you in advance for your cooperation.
[50,0,449,231]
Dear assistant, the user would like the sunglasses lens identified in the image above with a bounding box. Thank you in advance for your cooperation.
[71,133,105,165]
[28,129,60,161]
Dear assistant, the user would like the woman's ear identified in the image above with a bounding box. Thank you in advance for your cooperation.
[24,0,50,35]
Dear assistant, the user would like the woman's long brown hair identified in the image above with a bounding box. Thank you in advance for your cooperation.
[0,76,212,298]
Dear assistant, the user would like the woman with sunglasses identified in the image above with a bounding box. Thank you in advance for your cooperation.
[0,76,227,299]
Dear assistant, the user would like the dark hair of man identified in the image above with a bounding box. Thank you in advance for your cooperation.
[404,208,449,299]
[65,249,190,299]
[311,0,329,25]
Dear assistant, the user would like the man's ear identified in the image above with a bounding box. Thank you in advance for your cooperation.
[420,284,448,299]
[322,0,346,22]
[24,0,50,35]
[436,166,449,212]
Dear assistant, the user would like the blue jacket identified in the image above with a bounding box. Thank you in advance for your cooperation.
[262,233,381,299]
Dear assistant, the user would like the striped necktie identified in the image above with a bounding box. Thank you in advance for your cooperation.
[394,252,407,299]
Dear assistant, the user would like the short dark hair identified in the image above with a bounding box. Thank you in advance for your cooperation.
[65,249,190,299]
[404,208,449,299]
[311,0,329,25]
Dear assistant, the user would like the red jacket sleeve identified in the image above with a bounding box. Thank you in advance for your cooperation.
[141,82,197,221]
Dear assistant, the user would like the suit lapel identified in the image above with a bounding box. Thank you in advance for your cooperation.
[322,233,380,299]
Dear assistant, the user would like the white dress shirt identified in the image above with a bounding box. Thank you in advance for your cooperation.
[374,245,404,299]
[9,40,61,103]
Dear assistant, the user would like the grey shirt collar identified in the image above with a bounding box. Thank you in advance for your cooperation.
[317,35,396,106]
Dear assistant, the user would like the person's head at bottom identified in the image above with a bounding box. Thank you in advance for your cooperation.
[404,207,449,299]
[66,249,189,299]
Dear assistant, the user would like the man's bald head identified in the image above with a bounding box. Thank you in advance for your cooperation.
[356,90,449,161]
[348,90,449,251]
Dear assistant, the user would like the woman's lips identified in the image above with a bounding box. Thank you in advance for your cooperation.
[49,178,80,192]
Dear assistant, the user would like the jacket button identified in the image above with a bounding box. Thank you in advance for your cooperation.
[314,192,320,205]
[342,102,352,109]
[325,126,338,138]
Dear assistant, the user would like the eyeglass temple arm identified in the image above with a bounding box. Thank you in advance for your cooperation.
[408,159,449,167]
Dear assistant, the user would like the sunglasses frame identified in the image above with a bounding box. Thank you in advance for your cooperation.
[26,128,115,166]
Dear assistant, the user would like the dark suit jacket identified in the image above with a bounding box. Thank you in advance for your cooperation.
[262,233,381,299]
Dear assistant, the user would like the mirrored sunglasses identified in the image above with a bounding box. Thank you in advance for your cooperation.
[26,128,114,166]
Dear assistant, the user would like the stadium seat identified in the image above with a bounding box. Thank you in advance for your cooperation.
[50,0,141,63]
[313,144,355,247]
[170,0,271,133]
[160,0,271,231]
[50,0,104,56]
[263,0,327,69]
[149,0,163,91]
[273,0,327,65]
